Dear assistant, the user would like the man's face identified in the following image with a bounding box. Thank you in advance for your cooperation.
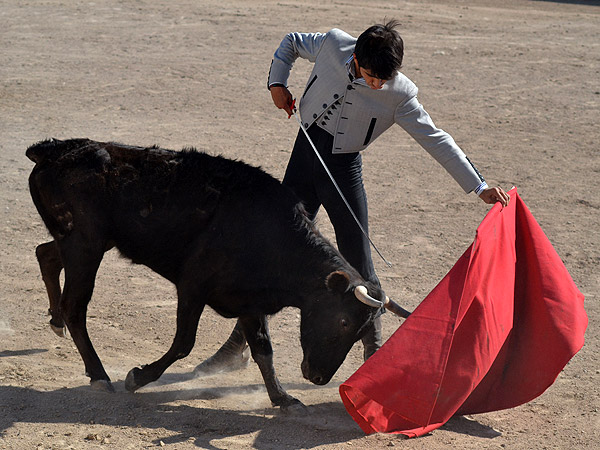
[353,55,388,90]
[358,66,388,90]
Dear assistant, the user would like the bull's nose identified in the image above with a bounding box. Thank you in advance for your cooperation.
[301,360,327,385]
[311,375,326,385]
[301,359,309,379]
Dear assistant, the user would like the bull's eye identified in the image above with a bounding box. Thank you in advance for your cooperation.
[340,318,349,329]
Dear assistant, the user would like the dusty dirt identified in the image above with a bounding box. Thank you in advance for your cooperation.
[1,0,599,448]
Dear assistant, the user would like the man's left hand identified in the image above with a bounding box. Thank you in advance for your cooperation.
[479,187,510,207]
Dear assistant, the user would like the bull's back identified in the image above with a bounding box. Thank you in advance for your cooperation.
[27,138,301,278]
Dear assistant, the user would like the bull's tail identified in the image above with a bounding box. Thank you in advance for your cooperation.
[26,138,91,165]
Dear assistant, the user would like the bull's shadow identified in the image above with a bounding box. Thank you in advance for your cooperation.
[0,382,501,448]
[0,384,366,449]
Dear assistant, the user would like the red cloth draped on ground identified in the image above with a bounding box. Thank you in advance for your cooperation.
[339,189,587,437]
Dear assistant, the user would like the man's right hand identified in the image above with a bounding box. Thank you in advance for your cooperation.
[270,85,294,117]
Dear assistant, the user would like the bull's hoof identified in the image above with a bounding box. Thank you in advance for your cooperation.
[50,323,66,338]
[125,367,143,392]
[193,345,250,376]
[90,379,115,392]
[279,398,308,415]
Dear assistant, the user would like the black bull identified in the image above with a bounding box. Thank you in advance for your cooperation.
[26,138,392,409]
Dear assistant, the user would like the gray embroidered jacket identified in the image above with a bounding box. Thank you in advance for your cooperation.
[268,28,486,193]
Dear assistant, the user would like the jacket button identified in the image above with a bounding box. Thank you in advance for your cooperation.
[313,113,318,118]
[304,123,309,128]
[347,84,353,90]
[322,103,327,108]
[334,94,339,99]
[321,121,327,126]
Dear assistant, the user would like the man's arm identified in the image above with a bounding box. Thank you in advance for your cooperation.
[268,32,328,89]
[267,32,328,117]
[395,97,509,206]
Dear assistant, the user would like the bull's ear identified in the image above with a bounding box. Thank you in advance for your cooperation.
[326,271,351,293]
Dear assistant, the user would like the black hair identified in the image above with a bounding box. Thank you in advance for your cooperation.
[354,19,403,80]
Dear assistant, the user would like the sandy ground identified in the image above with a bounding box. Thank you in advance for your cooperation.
[1,0,599,448]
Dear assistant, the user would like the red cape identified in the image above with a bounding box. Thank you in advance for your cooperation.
[339,189,587,437]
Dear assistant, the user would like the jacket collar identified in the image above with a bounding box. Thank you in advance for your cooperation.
[345,55,367,86]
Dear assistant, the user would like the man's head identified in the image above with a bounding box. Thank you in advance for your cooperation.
[354,19,403,87]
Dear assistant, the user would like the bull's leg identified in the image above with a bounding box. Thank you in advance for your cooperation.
[125,286,205,392]
[239,315,306,412]
[35,241,65,337]
[58,239,110,391]
[193,319,250,375]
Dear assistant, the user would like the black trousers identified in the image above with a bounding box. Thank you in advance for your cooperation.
[282,124,380,287]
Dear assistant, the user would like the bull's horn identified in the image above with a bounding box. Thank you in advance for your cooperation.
[384,298,412,319]
[354,286,413,318]
[354,285,384,308]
